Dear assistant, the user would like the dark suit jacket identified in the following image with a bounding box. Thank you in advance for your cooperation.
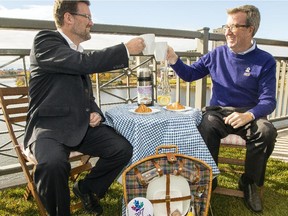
[24,30,129,148]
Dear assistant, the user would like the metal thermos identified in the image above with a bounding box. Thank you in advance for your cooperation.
[137,67,153,106]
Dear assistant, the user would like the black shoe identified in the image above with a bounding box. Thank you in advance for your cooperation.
[73,181,103,215]
[238,177,262,213]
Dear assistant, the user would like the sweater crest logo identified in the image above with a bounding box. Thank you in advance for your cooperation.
[243,67,251,76]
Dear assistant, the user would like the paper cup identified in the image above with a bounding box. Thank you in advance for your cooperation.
[154,42,168,61]
[140,34,155,55]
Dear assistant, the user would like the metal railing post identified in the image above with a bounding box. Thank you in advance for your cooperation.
[195,27,209,109]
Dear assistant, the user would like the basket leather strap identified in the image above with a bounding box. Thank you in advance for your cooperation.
[173,159,184,176]
[134,160,164,187]
[166,174,171,215]
[150,195,191,203]
[152,160,163,176]
[166,152,177,162]
[134,167,148,187]
[191,164,201,184]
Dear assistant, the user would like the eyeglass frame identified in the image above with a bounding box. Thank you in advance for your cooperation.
[70,12,92,21]
[222,24,250,32]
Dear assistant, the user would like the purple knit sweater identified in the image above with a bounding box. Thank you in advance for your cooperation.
[170,45,276,119]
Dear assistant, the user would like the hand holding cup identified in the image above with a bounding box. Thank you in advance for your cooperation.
[125,37,145,55]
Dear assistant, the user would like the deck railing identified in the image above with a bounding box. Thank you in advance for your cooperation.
[0,18,288,180]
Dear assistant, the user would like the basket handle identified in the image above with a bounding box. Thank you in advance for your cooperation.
[155,145,178,154]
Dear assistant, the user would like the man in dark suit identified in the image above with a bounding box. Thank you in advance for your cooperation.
[23,0,145,215]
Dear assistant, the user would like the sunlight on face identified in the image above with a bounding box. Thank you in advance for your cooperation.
[225,12,253,53]
[71,2,93,43]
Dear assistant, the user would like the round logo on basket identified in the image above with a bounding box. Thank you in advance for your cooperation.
[126,197,153,216]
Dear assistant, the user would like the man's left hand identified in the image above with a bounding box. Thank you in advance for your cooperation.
[89,112,102,127]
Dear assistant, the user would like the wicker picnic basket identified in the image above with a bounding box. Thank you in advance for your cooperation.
[122,145,212,216]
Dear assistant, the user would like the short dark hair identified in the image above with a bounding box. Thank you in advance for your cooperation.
[227,5,260,37]
[53,0,90,28]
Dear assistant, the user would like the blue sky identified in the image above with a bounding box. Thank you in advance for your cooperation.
[0,0,287,40]
[0,0,288,68]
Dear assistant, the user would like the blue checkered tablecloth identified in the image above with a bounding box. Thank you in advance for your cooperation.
[104,104,219,176]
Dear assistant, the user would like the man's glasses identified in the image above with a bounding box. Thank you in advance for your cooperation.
[223,24,250,32]
[70,12,92,21]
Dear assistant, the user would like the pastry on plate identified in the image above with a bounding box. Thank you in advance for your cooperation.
[135,104,152,113]
[166,102,185,110]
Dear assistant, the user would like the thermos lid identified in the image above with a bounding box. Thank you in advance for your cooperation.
[137,68,151,78]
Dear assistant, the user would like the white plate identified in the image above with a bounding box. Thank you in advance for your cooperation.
[146,175,190,216]
[129,108,161,115]
[163,106,192,112]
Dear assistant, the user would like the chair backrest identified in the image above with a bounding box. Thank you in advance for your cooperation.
[0,86,35,182]
[0,86,29,146]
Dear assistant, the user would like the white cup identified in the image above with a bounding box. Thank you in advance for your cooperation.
[140,33,155,55]
[154,42,168,61]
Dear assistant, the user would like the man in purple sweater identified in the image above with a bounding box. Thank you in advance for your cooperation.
[167,5,277,213]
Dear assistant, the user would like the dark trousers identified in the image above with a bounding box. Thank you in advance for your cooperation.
[31,124,133,216]
[197,106,277,186]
